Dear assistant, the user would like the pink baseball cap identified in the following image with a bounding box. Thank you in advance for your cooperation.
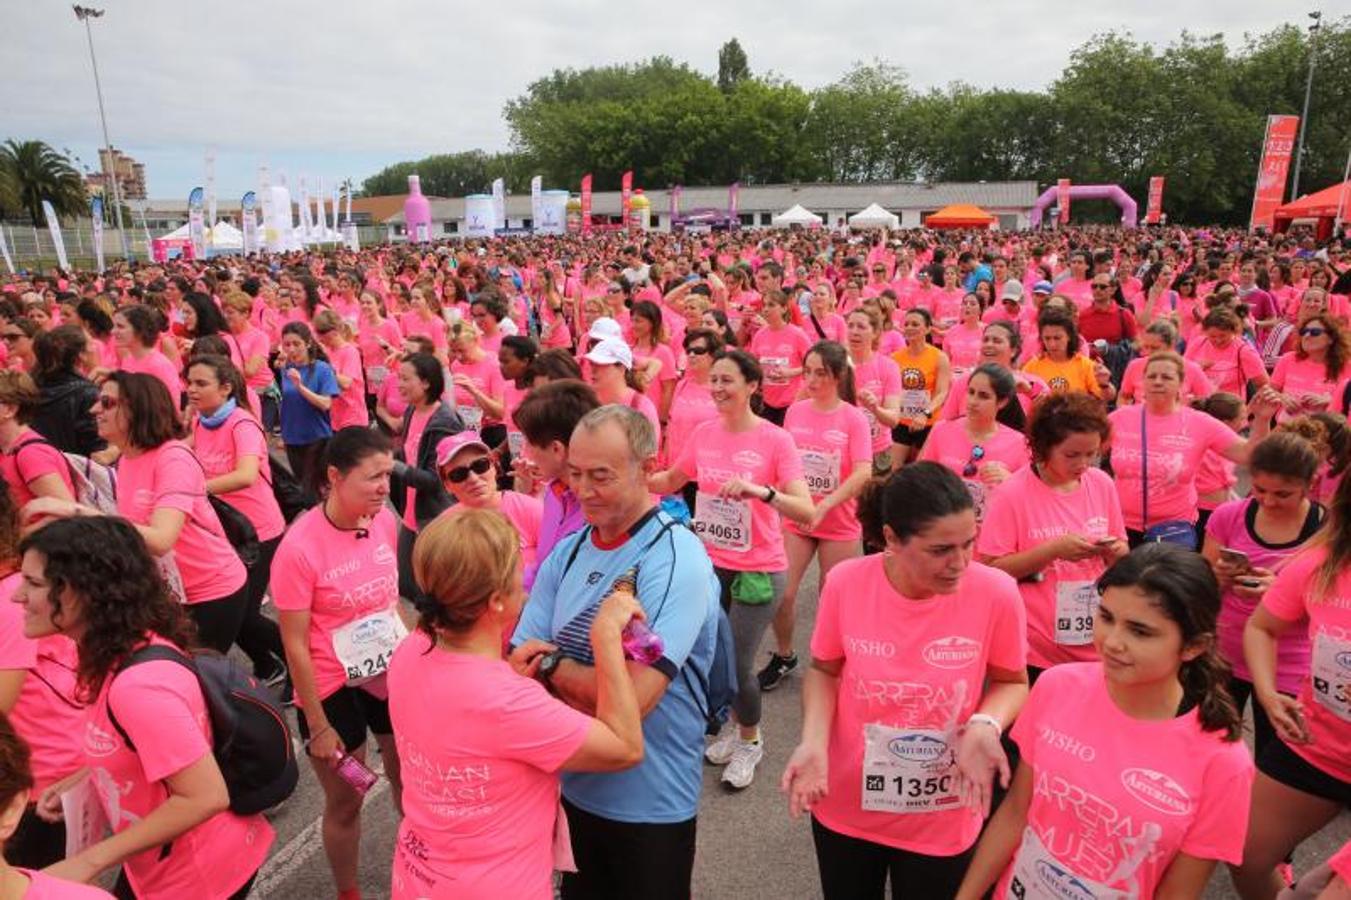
[436,431,490,469]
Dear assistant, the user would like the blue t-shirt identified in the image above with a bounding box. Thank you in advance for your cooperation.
[279,361,339,445]
[963,264,993,293]
[512,510,719,824]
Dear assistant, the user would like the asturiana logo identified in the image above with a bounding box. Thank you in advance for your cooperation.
[887,733,948,763]
[1120,768,1192,816]
[1033,860,1098,900]
[922,636,981,669]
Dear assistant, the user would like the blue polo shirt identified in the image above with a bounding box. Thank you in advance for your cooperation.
[513,509,719,824]
[279,361,339,446]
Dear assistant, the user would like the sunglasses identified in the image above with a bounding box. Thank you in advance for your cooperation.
[442,456,492,484]
[962,445,986,478]
[97,395,120,410]
[1301,327,1326,338]
[0,333,23,342]
[1091,283,1112,290]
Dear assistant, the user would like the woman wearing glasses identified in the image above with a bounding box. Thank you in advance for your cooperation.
[665,328,722,481]
[0,321,38,374]
[432,432,542,570]
[1263,313,1350,423]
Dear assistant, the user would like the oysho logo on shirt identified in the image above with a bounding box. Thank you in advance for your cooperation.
[85,721,118,758]
[922,636,981,669]
[1120,767,1192,816]
[1032,859,1098,900]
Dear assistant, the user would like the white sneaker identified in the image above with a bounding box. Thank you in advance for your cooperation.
[720,739,764,790]
[705,731,739,765]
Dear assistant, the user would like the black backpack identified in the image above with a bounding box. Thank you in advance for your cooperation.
[108,645,299,815]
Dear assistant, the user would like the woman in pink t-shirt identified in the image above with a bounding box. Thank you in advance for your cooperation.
[220,293,272,395]
[110,305,182,402]
[1118,319,1215,404]
[651,350,814,791]
[390,508,645,900]
[747,292,811,427]
[664,328,721,477]
[847,307,904,470]
[783,462,1029,897]
[956,544,1253,900]
[399,287,448,361]
[942,293,985,374]
[0,372,74,511]
[356,291,403,402]
[1184,307,1269,398]
[804,283,847,345]
[273,427,408,900]
[313,311,370,430]
[1267,313,1350,422]
[940,321,1050,421]
[449,321,507,444]
[630,301,679,422]
[433,432,543,570]
[1234,498,1351,897]
[763,341,872,693]
[17,516,273,898]
[0,713,112,898]
[584,338,663,445]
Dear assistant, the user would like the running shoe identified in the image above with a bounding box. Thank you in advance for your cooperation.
[757,652,798,692]
[721,739,764,790]
[705,730,740,766]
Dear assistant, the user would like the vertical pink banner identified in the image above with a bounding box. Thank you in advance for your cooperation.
[1056,179,1071,225]
[1145,177,1165,224]
[1249,114,1300,231]
[580,174,593,236]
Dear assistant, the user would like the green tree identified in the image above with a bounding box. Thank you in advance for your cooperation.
[0,140,86,225]
[361,150,537,197]
[803,62,919,182]
[717,38,750,94]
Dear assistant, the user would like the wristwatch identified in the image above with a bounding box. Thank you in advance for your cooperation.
[536,649,565,685]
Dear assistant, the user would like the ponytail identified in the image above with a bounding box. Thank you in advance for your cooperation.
[1180,649,1243,742]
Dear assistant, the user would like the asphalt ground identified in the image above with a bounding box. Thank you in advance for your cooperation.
[250,559,1349,899]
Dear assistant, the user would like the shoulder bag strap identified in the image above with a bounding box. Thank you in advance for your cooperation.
[1140,405,1149,529]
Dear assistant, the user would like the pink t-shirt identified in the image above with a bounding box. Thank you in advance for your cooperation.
[1056,278,1095,311]
[665,378,718,466]
[942,323,984,372]
[15,869,113,898]
[918,419,1030,523]
[1205,498,1316,695]
[116,441,247,604]
[356,317,403,375]
[402,406,435,530]
[1118,356,1214,405]
[1107,406,1242,531]
[940,370,1049,420]
[978,466,1126,668]
[3,431,74,509]
[399,312,448,351]
[750,324,812,410]
[782,399,872,542]
[852,353,903,453]
[379,374,409,420]
[0,574,83,793]
[327,342,369,430]
[440,491,543,569]
[270,506,403,703]
[1183,337,1266,397]
[810,557,1026,854]
[229,327,273,391]
[997,663,1252,898]
[388,632,591,900]
[87,638,273,899]
[1271,353,1348,422]
[119,349,182,399]
[451,354,507,429]
[804,312,846,345]
[632,342,678,408]
[1261,547,1351,782]
[675,418,804,572]
[191,410,286,542]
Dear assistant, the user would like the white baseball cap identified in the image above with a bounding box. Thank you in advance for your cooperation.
[585,337,634,369]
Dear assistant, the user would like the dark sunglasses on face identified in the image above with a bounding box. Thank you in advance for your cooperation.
[1301,327,1326,338]
[442,456,493,484]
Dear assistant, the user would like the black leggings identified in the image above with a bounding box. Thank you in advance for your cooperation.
[285,439,330,502]
[4,806,65,869]
[185,581,251,655]
[235,535,284,678]
[559,798,696,900]
[811,816,973,900]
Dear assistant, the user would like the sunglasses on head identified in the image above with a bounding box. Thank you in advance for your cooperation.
[962,445,986,478]
[442,456,492,484]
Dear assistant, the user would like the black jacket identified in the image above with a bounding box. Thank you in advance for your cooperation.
[32,372,104,456]
[391,402,463,528]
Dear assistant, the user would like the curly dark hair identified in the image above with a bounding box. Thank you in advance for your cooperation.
[1026,391,1111,463]
[19,516,196,701]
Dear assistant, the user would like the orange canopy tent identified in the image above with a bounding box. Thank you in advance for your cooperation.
[924,203,997,229]
[1273,180,1351,240]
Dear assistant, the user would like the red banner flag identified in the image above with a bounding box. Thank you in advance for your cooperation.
[1056,179,1071,225]
[621,170,633,223]
[1249,114,1300,231]
[1145,176,1166,225]
[580,174,593,236]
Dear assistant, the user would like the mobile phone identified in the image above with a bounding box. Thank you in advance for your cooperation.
[1218,547,1251,570]
[1236,577,1262,589]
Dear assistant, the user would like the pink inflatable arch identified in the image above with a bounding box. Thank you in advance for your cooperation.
[1031,184,1138,229]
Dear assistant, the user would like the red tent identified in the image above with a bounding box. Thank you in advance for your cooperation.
[924,203,997,229]
[1273,180,1351,240]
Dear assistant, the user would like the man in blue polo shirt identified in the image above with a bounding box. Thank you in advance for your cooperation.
[511,404,718,900]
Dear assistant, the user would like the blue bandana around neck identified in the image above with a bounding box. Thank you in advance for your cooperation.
[197,397,238,430]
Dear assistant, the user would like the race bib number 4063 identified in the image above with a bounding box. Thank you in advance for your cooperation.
[693,492,752,552]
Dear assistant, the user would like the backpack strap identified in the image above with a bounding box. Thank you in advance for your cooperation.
[106,645,197,751]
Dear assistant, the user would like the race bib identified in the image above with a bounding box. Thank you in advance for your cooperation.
[332,608,409,685]
[860,723,961,814]
[367,365,388,388]
[762,356,789,384]
[457,404,484,432]
[693,492,752,552]
[800,449,841,496]
[1311,630,1351,722]
[507,430,525,458]
[1054,580,1099,646]
[899,388,931,421]
[1007,827,1129,900]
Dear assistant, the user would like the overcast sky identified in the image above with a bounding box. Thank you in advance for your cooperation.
[6,0,1314,201]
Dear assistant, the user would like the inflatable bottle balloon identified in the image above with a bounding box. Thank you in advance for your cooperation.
[566,196,582,234]
[404,175,432,244]
[628,190,651,234]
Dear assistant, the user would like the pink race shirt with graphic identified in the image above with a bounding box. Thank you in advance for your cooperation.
[918,419,1029,522]
[997,663,1252,899]
[116,442,247,603]
[1183,338,1266,397]
[942,323,984,371]
[191,410,286,542]
[85,639,273,899]
[451,355,506,428]
[782,400,872,542]
[388,633,591,900]
[327,342,369,429]
[2,433,73,509]
[1107,406,1241,531]
[852,353,903,453]
[750,324,812,409]
[1271,353,1348,422]
[1119,356,1214,405]
[118,350,182,399]
[810,557,1026,855]
[270,506,402,704]
[978,466,1126,668]
[674,418,803,571]
[1261,548,1351,782]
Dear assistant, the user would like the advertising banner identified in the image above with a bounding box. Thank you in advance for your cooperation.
[1249,114,1300,231]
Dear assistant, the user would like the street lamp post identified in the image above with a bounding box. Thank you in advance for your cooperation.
[1291,10,1322,201]
[73,5,131,261]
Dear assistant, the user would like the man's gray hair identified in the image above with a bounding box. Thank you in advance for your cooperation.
[575,404,657,463]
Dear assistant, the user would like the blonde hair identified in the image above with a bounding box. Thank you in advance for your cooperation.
[311,309,353,340]
[412,508,520,635]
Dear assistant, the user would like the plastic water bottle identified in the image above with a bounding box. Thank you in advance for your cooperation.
[334,750,379,796]
[612,568,664,664]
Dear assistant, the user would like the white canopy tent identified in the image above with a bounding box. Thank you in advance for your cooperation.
[771,203,823,228]
[847,203,900,230]
[207,221,243,250]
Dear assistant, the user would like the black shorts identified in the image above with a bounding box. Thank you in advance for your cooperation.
[1257,735,1351,807]
[890,423,931,447]
[295,684,392,756]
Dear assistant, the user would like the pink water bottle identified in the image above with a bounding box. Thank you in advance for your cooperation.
[334,751,379,796]
[612,568,664,664]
